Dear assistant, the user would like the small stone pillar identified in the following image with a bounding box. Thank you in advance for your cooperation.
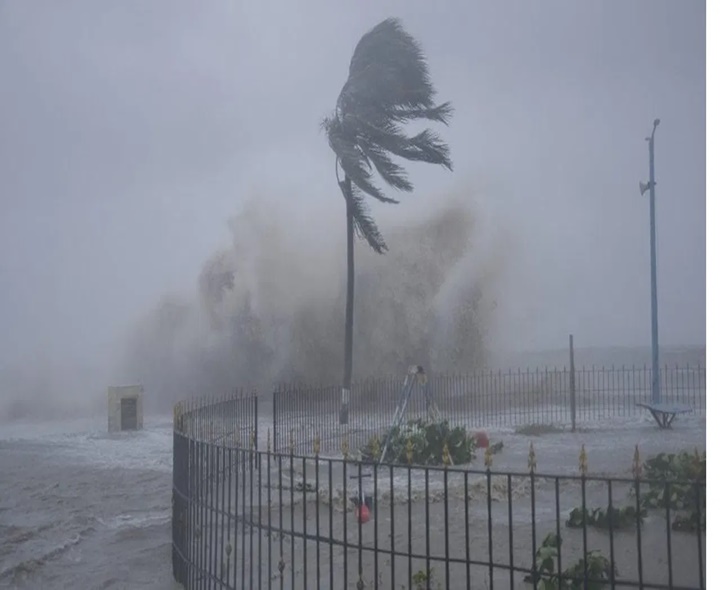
[108,385,144,432]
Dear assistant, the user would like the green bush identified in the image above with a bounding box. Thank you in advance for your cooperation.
[362,419,476,465]
[411,567,441,589]
[562,552,616,589]
[526,533,618,589]
[643,450,705,481]
[637,450,705,532]
[566,505,645,530]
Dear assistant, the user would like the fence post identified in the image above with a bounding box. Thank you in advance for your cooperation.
[569,334,577,432]
[171,429,189,586]
[254,394,259,468]
[272,389,278,456]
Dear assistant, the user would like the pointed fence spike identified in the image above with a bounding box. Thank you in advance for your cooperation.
[484,445,493,468]
[632,444,642,479]
[579,444,588,476]
[405,437,414,465]
[442,442,451,467]
[313,432,321,456]
[528,442,537,472]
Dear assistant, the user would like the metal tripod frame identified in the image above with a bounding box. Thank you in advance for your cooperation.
[378,365,441,464]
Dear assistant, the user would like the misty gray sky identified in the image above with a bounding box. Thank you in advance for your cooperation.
[0,1,705,379]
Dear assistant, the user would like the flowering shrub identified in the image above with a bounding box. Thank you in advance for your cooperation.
[362,419,476,465]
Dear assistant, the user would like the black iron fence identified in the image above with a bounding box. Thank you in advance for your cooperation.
[174,392,258,445]
[273,364,706,454]
[172,389,706,589]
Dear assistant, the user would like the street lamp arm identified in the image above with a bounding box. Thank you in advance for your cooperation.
[651,118,660,141]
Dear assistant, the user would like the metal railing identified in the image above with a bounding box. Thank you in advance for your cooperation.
[272,365,706,454]
[171,382,706,589]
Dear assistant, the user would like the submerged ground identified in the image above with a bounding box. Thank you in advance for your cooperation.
[0,408,705,589]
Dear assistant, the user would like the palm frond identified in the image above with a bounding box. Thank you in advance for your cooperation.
[357,139,413,192]
[341,114,453,171]
[324,17,453,252]
[391,129,453,170]
[324,115,400,204]
[342,181,387,254]
[339,18,436,113]
[387,102,454,125]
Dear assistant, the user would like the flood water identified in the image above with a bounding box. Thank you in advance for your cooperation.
[0,416,180,590]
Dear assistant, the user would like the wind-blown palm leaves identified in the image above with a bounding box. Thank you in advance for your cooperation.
[323,17,453,424]
[323,17,453,252]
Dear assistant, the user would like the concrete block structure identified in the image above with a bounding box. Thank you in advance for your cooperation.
[108,385,144,432]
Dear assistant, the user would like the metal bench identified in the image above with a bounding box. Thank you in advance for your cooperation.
[636,402,692,429]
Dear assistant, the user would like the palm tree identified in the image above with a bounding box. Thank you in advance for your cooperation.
[323,17,453,424]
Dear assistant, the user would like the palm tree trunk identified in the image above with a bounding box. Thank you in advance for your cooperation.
[340,175,354,425]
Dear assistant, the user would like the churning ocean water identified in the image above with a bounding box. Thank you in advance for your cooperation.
[0,415,181,590]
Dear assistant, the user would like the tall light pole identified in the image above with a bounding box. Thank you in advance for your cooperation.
[639,118,661,404]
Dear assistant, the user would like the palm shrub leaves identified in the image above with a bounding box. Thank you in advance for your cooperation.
[323,18,453,423]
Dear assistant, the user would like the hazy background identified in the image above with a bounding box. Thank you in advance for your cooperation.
[0,1,705,418]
